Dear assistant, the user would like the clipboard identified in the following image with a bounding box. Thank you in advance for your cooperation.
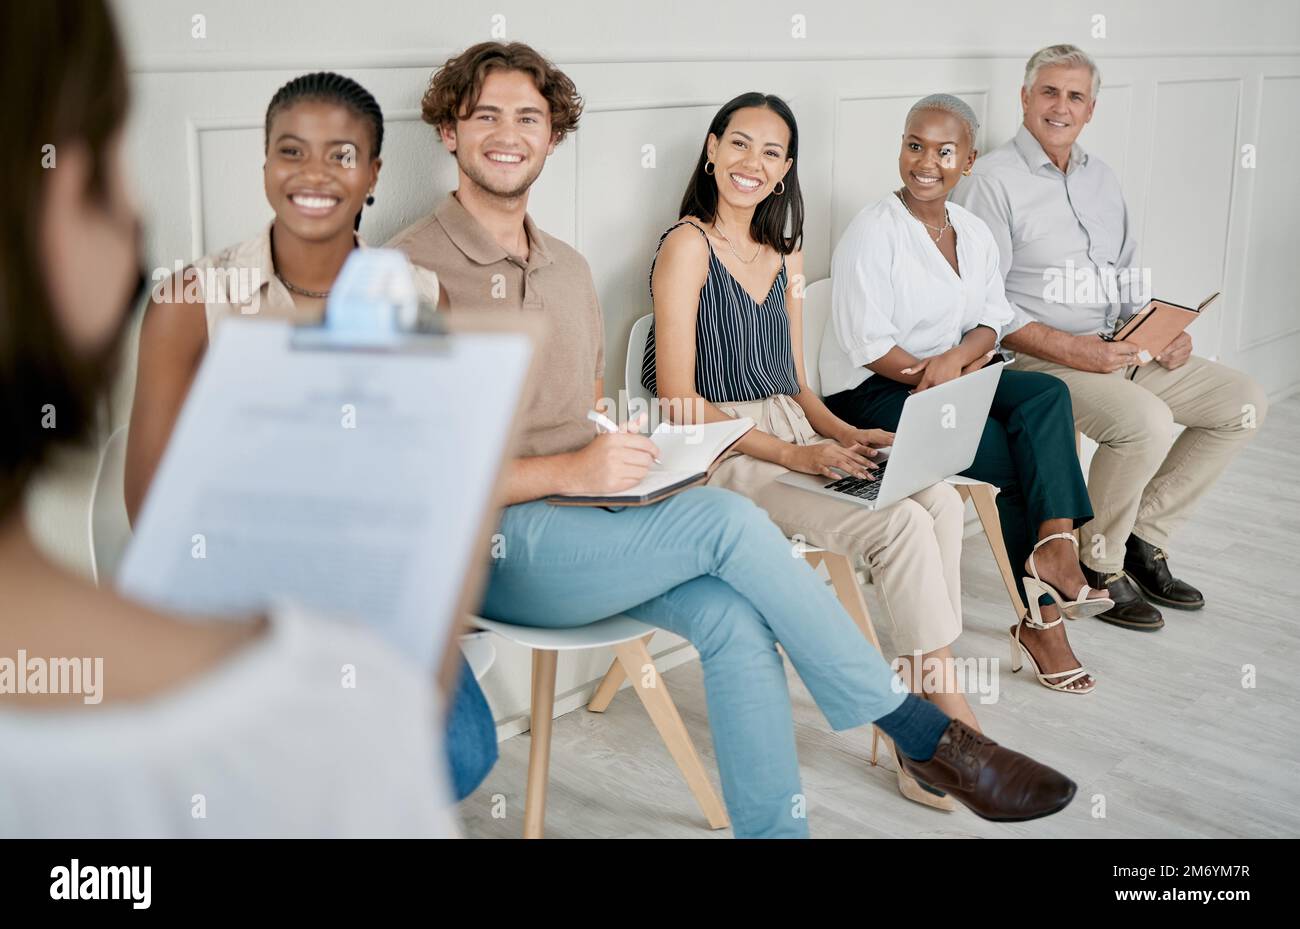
[118,250,545,691]
[1105,291,1220,364]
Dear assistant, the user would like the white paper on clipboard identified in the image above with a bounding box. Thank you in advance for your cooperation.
[117,316,533,671]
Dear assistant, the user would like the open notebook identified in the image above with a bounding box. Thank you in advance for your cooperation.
[548,417,755,506]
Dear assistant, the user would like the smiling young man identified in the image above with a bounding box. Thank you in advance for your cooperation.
[389,42,1080,838]
[953,44,1269,631]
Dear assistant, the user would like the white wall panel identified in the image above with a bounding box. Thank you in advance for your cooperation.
[576,101,726,387]
[1238,75,1300,350]
[831,90,988,246]
[1141,79,1241,357]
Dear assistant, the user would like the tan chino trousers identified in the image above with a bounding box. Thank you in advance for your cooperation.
[1012,352,1268,572]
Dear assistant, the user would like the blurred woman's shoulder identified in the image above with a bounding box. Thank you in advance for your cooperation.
[0,590,456,837]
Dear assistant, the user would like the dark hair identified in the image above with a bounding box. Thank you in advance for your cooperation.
[421,41,583,144]
[0,0,131,519]
[264,71,384,231]
[679,93,804,255]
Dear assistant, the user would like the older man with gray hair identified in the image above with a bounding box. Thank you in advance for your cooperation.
[953,44,1268,632]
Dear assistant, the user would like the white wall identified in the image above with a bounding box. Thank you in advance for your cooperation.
[30,0,1300,732]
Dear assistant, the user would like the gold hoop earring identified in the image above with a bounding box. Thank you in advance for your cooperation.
[704,161,715,175]
[773,180,786,195]
[961,169,971,177]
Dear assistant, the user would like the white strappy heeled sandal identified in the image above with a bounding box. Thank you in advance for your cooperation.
[1009,608,1096,695]
[1024,531,1114,620]
[891,739,955,811]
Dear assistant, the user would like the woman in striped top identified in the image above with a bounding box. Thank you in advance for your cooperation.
[646,94,981,811]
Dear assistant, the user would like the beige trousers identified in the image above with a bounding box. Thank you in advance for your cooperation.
[1013,353,1269,572]
[707,393,965,656]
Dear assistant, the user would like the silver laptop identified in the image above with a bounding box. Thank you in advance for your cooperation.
[777,361,1004,509]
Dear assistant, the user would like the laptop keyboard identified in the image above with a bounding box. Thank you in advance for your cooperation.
[823,460,889,501]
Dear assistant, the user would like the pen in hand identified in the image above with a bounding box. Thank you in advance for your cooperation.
[588,409,662,464]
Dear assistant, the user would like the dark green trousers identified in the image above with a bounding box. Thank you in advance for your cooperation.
[825,368,1093,605]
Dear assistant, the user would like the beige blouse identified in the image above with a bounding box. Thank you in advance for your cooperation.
[190,222,440,340]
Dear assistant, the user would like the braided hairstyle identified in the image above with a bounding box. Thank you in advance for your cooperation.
[264,71,384,231]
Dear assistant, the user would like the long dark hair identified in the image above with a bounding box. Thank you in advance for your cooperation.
[0,0,131,520]
[678,93,804,255]
[264,71,384,232]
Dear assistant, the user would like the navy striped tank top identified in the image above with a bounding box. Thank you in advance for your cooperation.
[641,221,800,403]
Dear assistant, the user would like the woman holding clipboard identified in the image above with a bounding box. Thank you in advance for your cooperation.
[0,1,457,837]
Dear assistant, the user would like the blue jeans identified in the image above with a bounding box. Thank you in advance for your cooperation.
[445,657,498,801]
[480,486,907,838]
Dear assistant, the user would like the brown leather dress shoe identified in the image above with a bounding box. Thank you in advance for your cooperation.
[896,720,1077,822]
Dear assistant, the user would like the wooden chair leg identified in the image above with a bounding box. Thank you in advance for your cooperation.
[523,649,558,839]
[587,633,654,713]
[819,552,881,650]
[612,638,730,830]
[818,551,884,767]
[963,483,1026,619]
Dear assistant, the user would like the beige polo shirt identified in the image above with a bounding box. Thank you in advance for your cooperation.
[191,222,440,341]
[387,192,605,459]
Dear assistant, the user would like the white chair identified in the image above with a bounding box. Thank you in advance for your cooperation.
[801,279,1026,620]
[88,424,132,586]
[471,613,729,838]
[458,631,497,682]
[624,313,655,408]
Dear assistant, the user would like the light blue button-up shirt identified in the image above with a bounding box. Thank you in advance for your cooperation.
[952,124,1142,337]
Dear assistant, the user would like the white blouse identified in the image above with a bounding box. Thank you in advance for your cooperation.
[0,603,459,838]
[819,194,1016,397]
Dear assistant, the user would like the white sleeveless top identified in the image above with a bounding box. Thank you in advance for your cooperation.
[191,223,441,340]
[0,603,459,837]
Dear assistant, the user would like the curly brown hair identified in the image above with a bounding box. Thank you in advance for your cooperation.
[420,42,583,143]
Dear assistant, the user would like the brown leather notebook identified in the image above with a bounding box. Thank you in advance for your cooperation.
[1107,291,1220,364]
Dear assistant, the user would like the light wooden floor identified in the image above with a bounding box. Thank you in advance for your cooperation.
[461,397,1300,838]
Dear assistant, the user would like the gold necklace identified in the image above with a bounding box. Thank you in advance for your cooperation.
[270,225,336,299]
[711,220,761,264]
[274,269,330,299]
[896,190,951,243]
